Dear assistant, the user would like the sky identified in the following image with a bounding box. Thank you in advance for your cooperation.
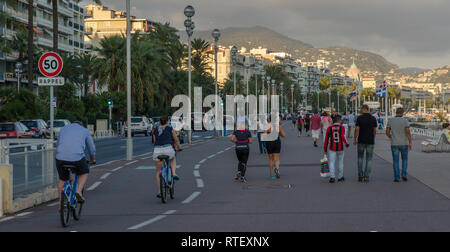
[81,0,450,69]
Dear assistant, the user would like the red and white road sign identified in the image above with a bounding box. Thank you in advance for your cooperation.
[38,52,63,77]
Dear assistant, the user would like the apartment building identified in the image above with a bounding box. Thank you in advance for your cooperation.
[84,5,154,51]
[0,0,86,87]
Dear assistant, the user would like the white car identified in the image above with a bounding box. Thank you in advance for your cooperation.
[124,116,153,137]
[47,119,71,139]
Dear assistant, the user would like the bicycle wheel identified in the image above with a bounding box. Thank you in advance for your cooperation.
[60,192,71,227]
[160,174,167,204]
[169,181,175,199]
[72,189,84,221]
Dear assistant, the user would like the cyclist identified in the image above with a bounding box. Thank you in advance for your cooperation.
[231,117,253,183]
[55,121,96,209]
[153,116,182,198]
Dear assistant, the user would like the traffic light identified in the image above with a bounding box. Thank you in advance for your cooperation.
[107,94,113,106]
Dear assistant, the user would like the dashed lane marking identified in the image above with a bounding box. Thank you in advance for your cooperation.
[194,164,200,170]
[182,192,201,204]
[87,181,102,191]
[207,154,216,159]
[193,170,200,177]
[0,217,15,223]
[125,160,138,166]
[16,212,32,217]
[196,178,204,188]
[199,159,206,164]
[100,173,112,180]
[112,166,123,172]
[128,210,177,230]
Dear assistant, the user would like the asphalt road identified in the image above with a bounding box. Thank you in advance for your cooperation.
[1,124,449,232]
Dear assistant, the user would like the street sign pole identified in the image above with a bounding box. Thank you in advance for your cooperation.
[50,86,54,141]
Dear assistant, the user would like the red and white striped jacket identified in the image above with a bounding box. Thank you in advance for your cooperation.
[324,124,349,152]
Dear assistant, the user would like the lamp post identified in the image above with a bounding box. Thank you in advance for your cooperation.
[271,80,276,112]
[212,28,220,137]
[184,5,195,144]
[15,62,23,92]
[245,62,250,115]
[267,76,271,112]
[280,82,284,113]
[260,69,265,113]
[291,84,294,114]
[231,46,238,97]
[125,0,133,160]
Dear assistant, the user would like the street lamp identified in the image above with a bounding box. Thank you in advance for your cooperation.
[212,28,220,137]
[260,69,266,113]
[231,45,238,97]
[15,62,23,92]
[126,0,132,160]
[291,84,294,114]
[267,76,271,112]
[184,5,195,144]
[280,82,284,113]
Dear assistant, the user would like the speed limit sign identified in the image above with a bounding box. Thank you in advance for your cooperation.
[38,52,63,77]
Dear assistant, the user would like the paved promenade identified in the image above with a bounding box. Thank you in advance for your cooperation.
[1,123,449,232]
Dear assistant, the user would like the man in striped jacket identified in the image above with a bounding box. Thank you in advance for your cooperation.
[324,115,350,183]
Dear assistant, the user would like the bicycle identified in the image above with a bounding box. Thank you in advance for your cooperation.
[59,162,91,228]
[158,150,181,203]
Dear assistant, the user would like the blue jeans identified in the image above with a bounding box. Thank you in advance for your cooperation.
[391,145,409,180]
[357,144,374,178]
[328,151,345,179]
[257,132,266,154]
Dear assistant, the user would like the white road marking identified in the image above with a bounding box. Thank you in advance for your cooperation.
[217,151,224,154]
[196,178,204,188]
[47,202,59,207]
[194,164,200,170]
[128,210,177,230]
[207,154,216,159]
[112,166,123,172]
[125,160,138,166]
[87,181,102,191]
[199,159,206,164]
[16,212,32,217]
[193,170,200,177]
[100,173,112,180]
[0,217,15,223]
[140,157,151,160]
[182,192,201,204]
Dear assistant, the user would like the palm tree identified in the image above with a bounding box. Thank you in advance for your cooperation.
[76,54,98,96]
[93,35,126,92]
[191,38,212,75]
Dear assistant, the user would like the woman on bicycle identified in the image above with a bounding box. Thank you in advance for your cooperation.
[153,116,182,198]
[264,115,286,179]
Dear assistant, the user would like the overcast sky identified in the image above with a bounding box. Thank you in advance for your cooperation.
[82,0,450,69]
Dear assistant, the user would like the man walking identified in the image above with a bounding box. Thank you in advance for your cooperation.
[354,105,378,182]
[386,108,412,182]
[324,115,349,183]
[347,112,355,138]
[310,111,322,147]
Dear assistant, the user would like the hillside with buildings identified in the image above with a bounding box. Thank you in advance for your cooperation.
[183,26,399,74]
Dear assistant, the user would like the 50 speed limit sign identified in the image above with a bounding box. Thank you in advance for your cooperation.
[38,52,63,77]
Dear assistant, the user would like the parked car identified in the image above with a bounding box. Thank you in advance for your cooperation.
[47,119,71,139]
[0,122,34,139]
[124,116,153,137]
[20,119,50,139]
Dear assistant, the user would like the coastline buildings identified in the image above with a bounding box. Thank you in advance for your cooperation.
[84,4,155,52]
[0,0,86,89]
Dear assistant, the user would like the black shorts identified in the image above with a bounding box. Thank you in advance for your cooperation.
[266,140,281,154]
[56,158,90,181]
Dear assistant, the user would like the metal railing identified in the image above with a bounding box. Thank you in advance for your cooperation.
[0,139,56,199]
[410,127,444,139]
[93,130,117,139]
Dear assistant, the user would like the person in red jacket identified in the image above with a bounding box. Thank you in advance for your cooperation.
[324,115,349,183]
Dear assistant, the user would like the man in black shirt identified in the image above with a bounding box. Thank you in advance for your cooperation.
[354,105,378,182]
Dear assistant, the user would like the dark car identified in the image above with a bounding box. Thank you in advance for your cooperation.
[20,119,50,139]
[0,122,34,139]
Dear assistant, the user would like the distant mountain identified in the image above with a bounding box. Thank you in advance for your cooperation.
[180,26,399,74]
[399,67,430,75]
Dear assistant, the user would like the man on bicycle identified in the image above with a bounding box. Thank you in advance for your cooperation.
[55,121,96,208]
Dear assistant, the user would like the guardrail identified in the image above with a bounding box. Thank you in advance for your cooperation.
[93,130,117,139]
[0,139,56,200]
[410,127,444,138]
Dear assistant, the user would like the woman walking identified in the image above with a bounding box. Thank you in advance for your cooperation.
[297,115,304,136]
[231,118,253,183]
[264,115,286,179]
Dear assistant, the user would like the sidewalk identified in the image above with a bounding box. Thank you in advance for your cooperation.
[374,134,450,199]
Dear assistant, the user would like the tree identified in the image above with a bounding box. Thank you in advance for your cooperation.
[76,53,98,96]
[94,35,126,92]
[319,76,330,91]
[0,87,46,122]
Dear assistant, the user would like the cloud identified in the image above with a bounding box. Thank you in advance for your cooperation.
[81,0,450,68]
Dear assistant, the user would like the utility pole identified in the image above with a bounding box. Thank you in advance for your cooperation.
[126,0,133,160]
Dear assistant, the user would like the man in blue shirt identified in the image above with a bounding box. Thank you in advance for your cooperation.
[56,121,96,204]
